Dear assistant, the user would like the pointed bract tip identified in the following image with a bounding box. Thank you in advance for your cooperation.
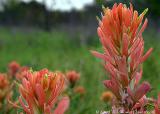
[142,8,148,16]
[102,5,105,10]
[96,16,101,22]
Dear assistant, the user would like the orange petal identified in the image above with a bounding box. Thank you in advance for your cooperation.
[140,48,153,63]
[35,84,45,107]
[54,97,70,114]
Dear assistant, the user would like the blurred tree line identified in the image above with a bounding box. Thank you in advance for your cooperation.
[0,0,159,31]
[0,0,99,31]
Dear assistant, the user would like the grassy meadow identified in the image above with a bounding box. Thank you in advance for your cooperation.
[0,27,159,114]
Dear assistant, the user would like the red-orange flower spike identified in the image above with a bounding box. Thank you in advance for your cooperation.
[92,3,153,112]
[96,3,152,57]
[18,69,69,114]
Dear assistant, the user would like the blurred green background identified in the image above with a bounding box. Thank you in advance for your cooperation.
[0,0,160,114]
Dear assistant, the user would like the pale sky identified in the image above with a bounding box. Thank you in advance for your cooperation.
[22,0,95,11]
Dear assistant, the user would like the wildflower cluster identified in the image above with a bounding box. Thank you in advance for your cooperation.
[0,61,28,113]
[0,61,71,114]
[5,61,86,114]
[0,2,159,114]
[65,70,85,96]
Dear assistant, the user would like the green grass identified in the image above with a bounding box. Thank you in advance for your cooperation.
[0,27,159,114]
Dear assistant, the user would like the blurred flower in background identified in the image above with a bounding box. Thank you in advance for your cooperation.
[0,73,9,102]
[74,86,86,96]
[8,61,20,77]
[66,70,80,87]
[100,91,114,103]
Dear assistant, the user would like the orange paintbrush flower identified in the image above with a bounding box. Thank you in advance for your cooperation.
[0,73,9,89]
[0,73,12,111]
[74,86,86,95]
[101,91,114,103]
[15,66,29,80]
[0,73,10,107]
[18,69,69,114]
[66,70,80,87]
[92,3,152,112]
[8,61,20,76]
[154,93,160,114]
